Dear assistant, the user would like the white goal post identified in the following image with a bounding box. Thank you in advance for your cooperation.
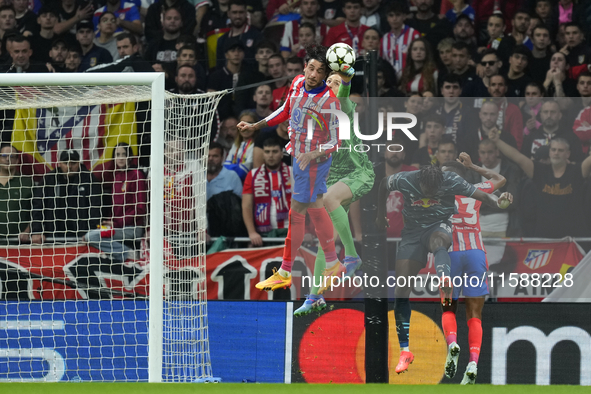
[0,73,226,383]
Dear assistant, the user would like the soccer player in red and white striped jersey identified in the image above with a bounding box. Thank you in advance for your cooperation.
[440,153,513,385]
[381,2,421,76]
[237,45,342,292]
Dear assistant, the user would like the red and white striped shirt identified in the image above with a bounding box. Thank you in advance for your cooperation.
[265,75,340,157]
[381,25,421,75]
[450,181,494,252]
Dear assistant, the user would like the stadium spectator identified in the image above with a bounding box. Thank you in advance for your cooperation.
[242,137,292,246]
[76,20,113,71]
[521,100,586,163]
[206,141,242,201]
[451,41,476,87]
[436,74,473,147]
[435,137,458,166]
[145,0,196,43]
[487,74,524,150]
[234,41,278,113]
[445,0,475,24]
[521,82,544,136]
[31,150,102,244]
[488,130,591,238]
[279,0,328,59]
[286,56,304,78]
[216,116,238,152]
[381,1,420,76]
[175,44,208,91]
[224,110,258,180]
[54,0,94,37]
[407,0,440,36]
[170,65,200,94]
[462,49,503,97]
[453,14,478,57]
[93,12,119,60]
[464,101,518,160]
[269,54,289,111]
[207,40,245,119]
[253,119,290,168]
[215,0,262,69]
[29,6,59,65]
[476,3,527,49]
[482,13,505,51]
[0,5,17,42]
[64,43,82,72]
[13,0,36,35]
[562,22,591,73]
[250,84,273,121]
[93,0,143,37]
[529,25,552,85]
[497,9,532,65]
[84,143,147,262]
[322,0,368,54]
[411,113,445,168]
[543,51,577,98]
[292,22,316,58]
[399,37,438,95]
[86,33,154,72]
[477,139,523,239]
[360,0,386,31]
[0,35,51,72]
[48,39,68,72]
[0,144,33,244]
[144,7,182,66]
[505,45,532,97]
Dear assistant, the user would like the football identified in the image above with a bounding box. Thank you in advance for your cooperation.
[326,43,356,73]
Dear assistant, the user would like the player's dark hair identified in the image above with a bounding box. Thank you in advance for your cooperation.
[263,137,283,149]
[441,161,467,178]
[419,164,444,193]
[304,44,329,73]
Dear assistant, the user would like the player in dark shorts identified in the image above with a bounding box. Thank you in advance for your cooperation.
[376,165,502,374]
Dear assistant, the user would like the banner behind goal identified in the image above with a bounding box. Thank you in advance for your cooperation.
[0,74,226,383]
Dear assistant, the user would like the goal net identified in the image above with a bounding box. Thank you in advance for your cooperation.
[0,74,226,383]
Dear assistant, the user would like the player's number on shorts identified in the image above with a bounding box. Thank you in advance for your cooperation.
[451,198,477,225]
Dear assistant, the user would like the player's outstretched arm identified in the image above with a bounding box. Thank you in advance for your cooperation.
[237,119,268,133]
[488,129,534,178]
[376,176,390,228]
[472,189,513,209]
[457,152,506,191]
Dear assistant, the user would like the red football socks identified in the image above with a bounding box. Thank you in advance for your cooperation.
[442,311,458,346]
[281,210,306,272]
[468,317,482,364]
[308,207,338,262]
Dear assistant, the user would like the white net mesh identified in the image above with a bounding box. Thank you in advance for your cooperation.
[0,82,226,382]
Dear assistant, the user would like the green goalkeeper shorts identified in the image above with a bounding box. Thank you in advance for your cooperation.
[327,167,375,211]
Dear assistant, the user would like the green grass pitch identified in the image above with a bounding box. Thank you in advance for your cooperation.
[0,384,588,394]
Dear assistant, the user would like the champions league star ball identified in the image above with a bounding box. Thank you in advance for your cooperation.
[326,43,356,73]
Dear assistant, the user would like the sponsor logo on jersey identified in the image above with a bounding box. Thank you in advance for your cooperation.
[410,198,441,208]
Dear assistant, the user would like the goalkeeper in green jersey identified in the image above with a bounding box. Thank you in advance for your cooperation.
[294,69,375,316]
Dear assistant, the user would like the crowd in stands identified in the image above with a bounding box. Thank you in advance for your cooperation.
[2,0,591,259]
